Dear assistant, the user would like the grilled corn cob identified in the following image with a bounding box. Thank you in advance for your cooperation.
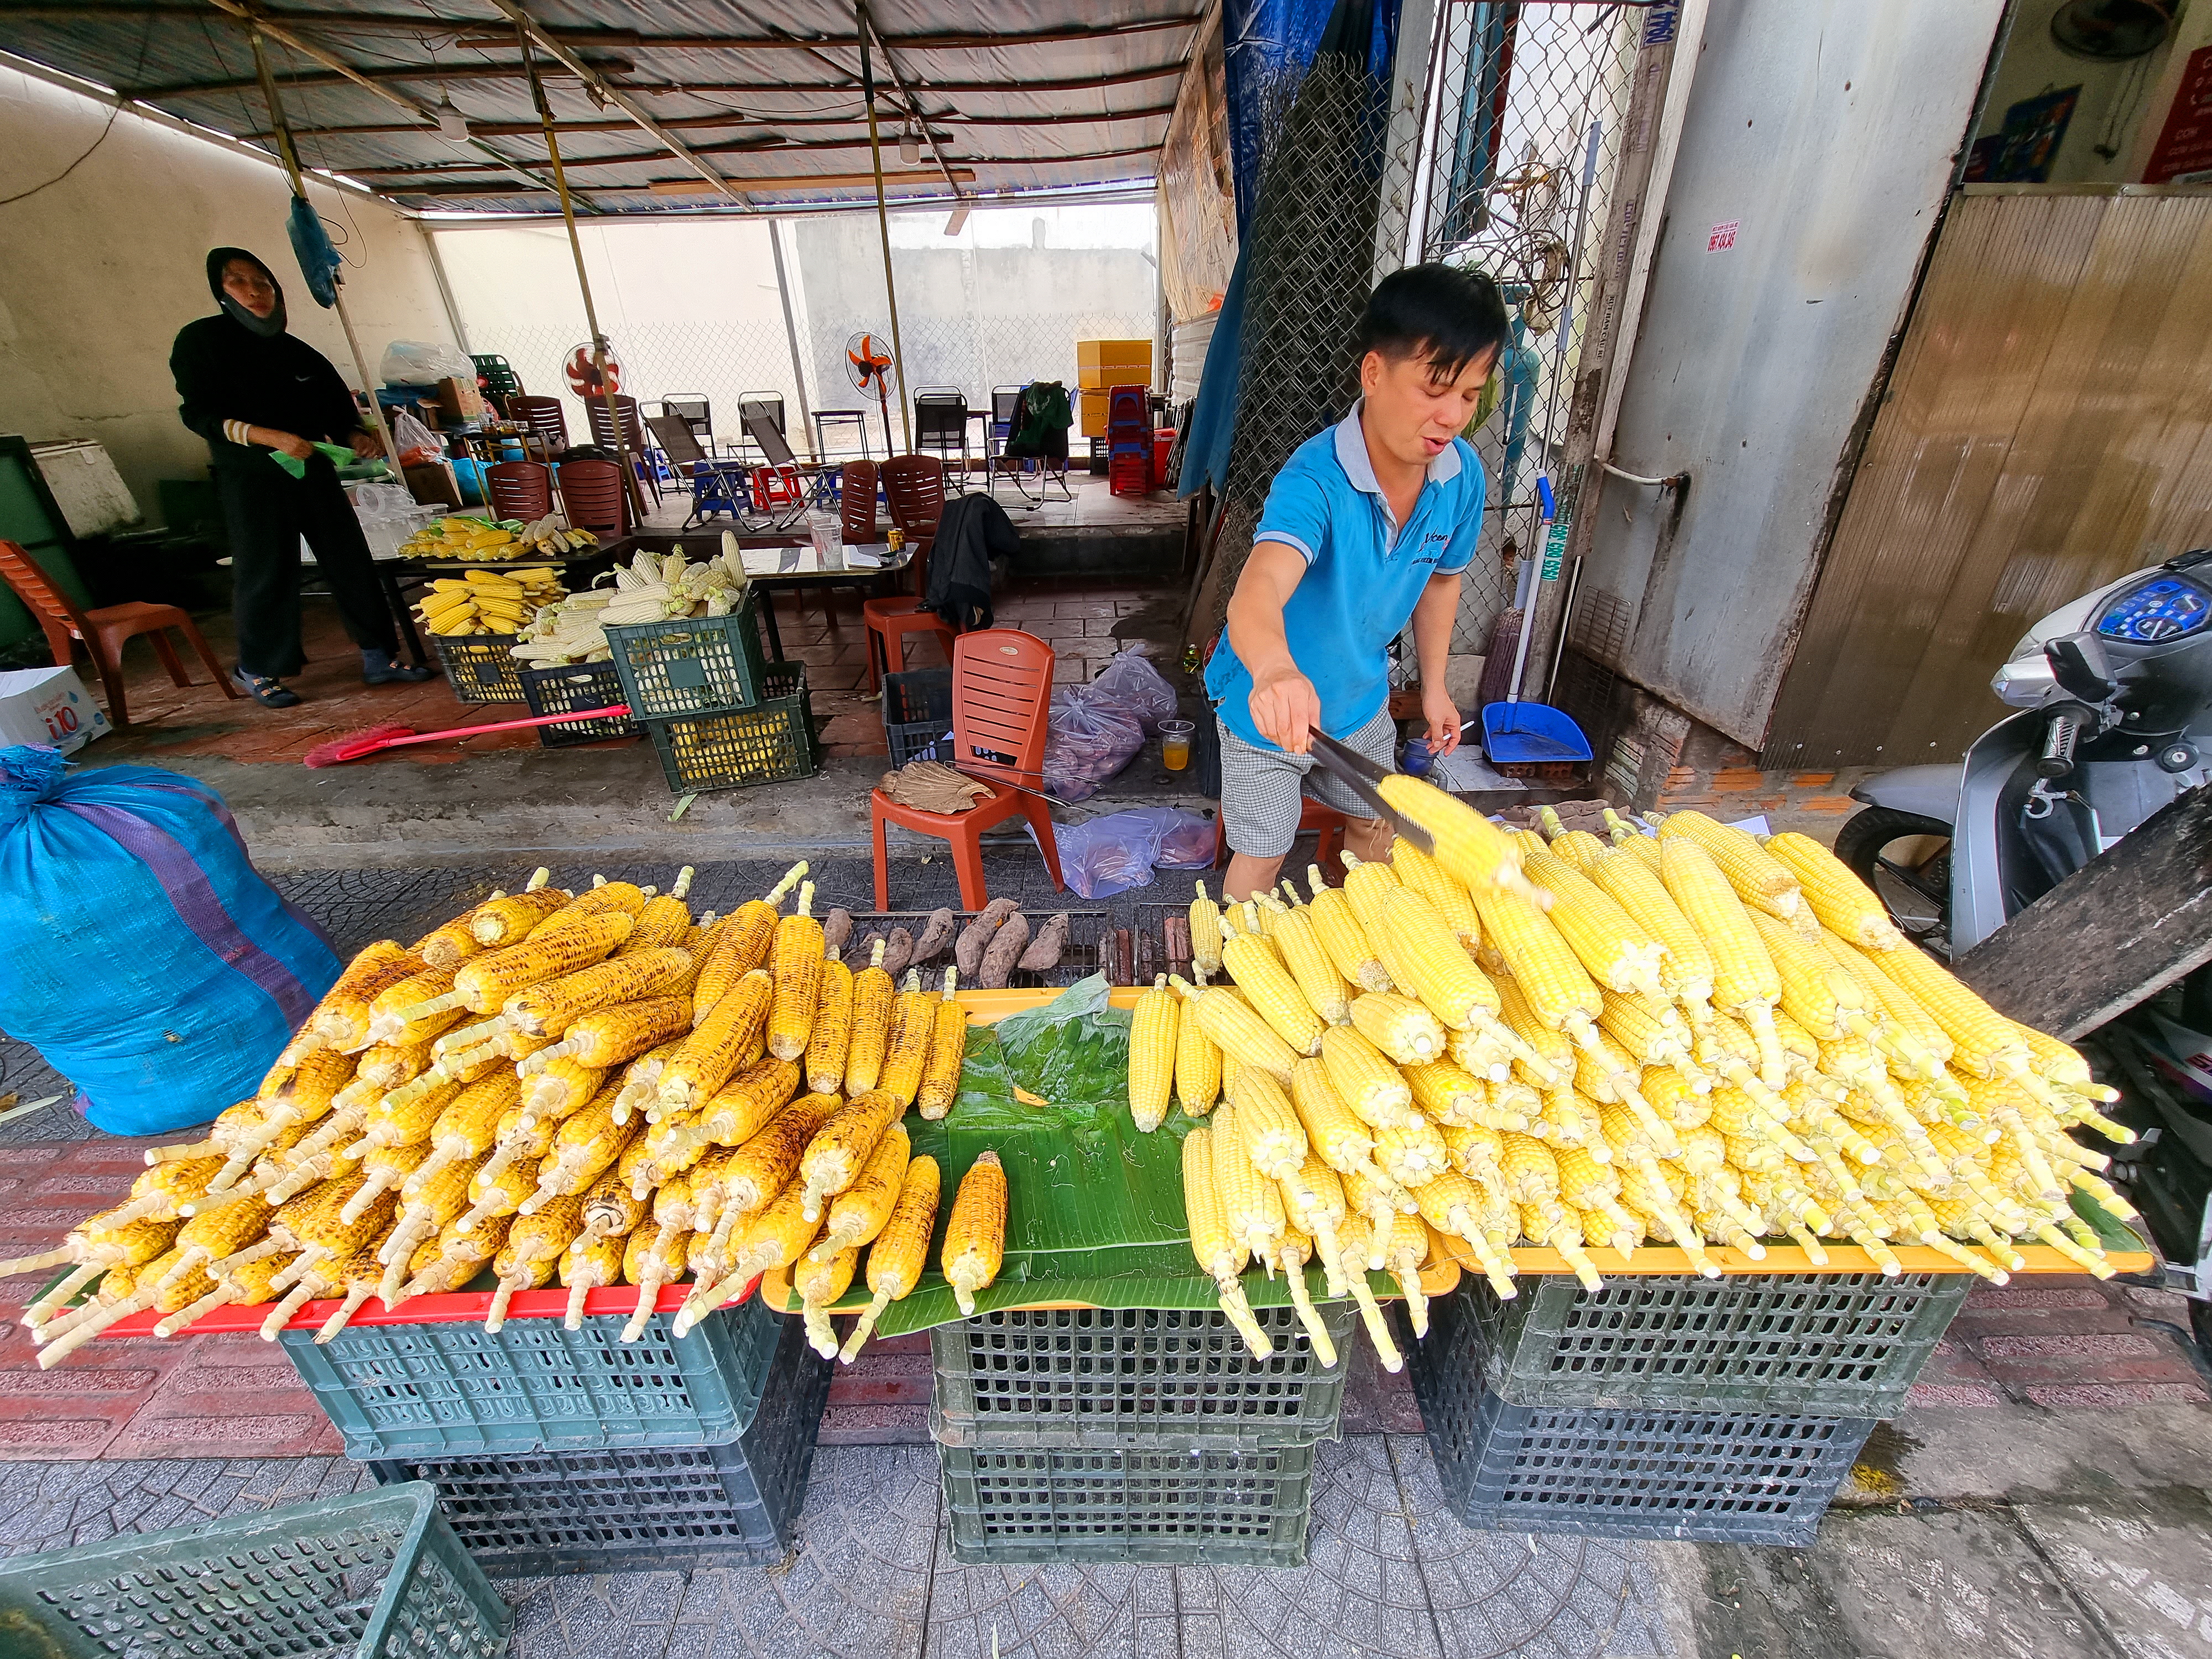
[692,862,806,1025]
[805,950,856,1095]
[840,1154,941,1360]
[942,1150,1007,1317]
[810,1124,911,1261]
[522,996,691,1077]
[843,938,896,1095]
[800,1091,906,1220]
[503,948,695,1039]
[656,969,773,1117]
[766,882,825,1061]
[917,969,969,1119]
[795,1244,859,1357]
[521,1081,637,1211]
[559,1228,630,1329]
[471,879,568,947]
[879,971,937,1106]
[487,1193,583,1332]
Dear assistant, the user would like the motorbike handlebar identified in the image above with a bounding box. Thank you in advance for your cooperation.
[2037,711,2080,779]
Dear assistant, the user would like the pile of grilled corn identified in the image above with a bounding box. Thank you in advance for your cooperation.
[1149,784,2135,1364]
[413,567,564,638]
[9,861,1005,1368]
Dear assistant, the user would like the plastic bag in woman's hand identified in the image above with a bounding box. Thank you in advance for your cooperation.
[389,410,441,468]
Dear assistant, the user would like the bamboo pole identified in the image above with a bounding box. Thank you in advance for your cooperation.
[857,0,912,455]
[247,29,398,469]
[517,23,644,525]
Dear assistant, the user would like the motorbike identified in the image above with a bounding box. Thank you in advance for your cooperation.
[1839,550,2212,1349]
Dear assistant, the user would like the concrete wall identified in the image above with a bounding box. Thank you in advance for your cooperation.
[1577,0,2007,748]
[0,64,456,526]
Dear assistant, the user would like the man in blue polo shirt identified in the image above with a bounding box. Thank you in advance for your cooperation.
[1206,263,1508,901]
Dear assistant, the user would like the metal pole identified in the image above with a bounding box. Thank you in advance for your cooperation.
[248,28,397,467]
[857,0,912,454]
[517,23,641,524]
[768,220,818,461]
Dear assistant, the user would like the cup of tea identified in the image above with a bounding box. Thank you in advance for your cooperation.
[1160,718,1195,771]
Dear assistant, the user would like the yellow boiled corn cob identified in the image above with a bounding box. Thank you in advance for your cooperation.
[1584,846,1716,1021]
[1130,975,1180,1130]
[658,969,773,1116]
[1180,1128,1271,1359]
[766,883,825,1062]
[1663,836,1785,1085]
[1338,854,1417,994]
[843,938,895,1095]
[878,972,936,1107]
[799,1091,905,1220]
[1746,909,1867,1042]
[1347,991,1445,1065]
[1405,1062,1526,1131]
[942,1150,1008,1317]
[1761,833,1901,950]
[1522,847,1666,998]
[916,969,969,1120]
[1279,1152,1351,1296]
[1410,1169,1517,1301]
[1221,913,1324,1055]
[1172,976,1298,1083]
[1268,1224,1335,1365]
[1657,811,1803,919]
[1211,1102,1288,1272]
[691,863,806,1025]
[1227,1068,1309,1179]
[1190,881,1225,980]
[1288,1056,1383,1181]
[1319,1024,1416,1129]
[1373,773,1538,901]
[839,1155,940,1360]
[1378,888,1498,1033]
[1373,1115,1451,1187]
[1470,889,1603,1053]
[1175,982,1222,1118]
[805,951,856,1095]
[1266,895,1352,1025]
[1391,838,1481,947]
[1304,867,1391,994]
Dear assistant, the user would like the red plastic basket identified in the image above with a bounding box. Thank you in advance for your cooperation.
[98,1275,760,1338]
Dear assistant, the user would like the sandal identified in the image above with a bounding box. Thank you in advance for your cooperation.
[362,649,435,686]
[231,666,301,708]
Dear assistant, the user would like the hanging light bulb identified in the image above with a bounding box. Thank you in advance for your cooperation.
[899,122,921,166]
[434,92,469,143]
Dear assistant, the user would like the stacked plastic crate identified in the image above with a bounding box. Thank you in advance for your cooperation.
[602,594,819,791]
[929,1301,1360,1566]
[1408,1272,1974,1545]
[280,1295,832,1576]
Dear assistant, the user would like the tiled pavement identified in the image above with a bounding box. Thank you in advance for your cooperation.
[0,1442,1678,1659]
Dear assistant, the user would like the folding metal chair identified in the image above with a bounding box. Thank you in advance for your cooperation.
[735,393,787,465]
[1001,384,1074,509]
[984,385,1024,503]
[646,414,756,529]
[913,389,970,495]
[656,395,716,455]
[739,404,819,531]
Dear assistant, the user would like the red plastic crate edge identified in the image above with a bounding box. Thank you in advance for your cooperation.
[94,1275,763,1339]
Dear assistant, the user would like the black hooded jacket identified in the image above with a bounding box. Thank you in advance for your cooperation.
[172,248,361,473]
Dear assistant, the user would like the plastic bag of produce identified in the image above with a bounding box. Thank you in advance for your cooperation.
[1039,648,1179,802]
[1041,806,1214,899]
[389,410,441,468]
[0,747,341,1135]
[378,339,474,386]
[1086,646,1178,734]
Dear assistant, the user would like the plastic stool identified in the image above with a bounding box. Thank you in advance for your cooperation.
[1213,799,1349,870]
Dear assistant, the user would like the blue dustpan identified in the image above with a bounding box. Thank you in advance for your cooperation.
[1481,700,1592,765]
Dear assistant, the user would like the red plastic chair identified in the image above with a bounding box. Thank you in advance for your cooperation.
[863,455,955,692]
[486,461,554,523]
[508,395,569,461]
[555,458,629,540]
[0,539,236,728]
[1212,798,1348,870]
[841,459,880,544]
[872,628,1065,910]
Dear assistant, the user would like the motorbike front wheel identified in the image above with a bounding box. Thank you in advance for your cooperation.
[1833,807,1954,956]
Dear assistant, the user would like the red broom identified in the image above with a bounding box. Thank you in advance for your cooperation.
[302,705,631,768]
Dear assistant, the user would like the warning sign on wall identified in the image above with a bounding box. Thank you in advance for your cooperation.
[2143,45,2212,185]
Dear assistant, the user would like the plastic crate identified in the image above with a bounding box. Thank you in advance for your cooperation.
[280,1292,783,1459]
[842,910,1111,991]
[942,1442,1314,1566]
[604,597,773,718]
[645,662,817,792]
[1421,1387,1874,1547]
[518,660,638,747]
[883,666,954,766]
[931,1302,1357,1448]
[372,1311,831,1575]
[0,1482,508,1659]
[431,630,525,703]
[1456,1272,1971,1416]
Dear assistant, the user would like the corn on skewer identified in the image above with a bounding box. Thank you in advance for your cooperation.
[559,1228,630,1329]
[766,882,825,1062]
[1190,881,1225,980]
[1302,868,1391,994]
[916,969,969,1120]
[1270,1226,1337,1365]
[1180,1127,1272,1360]
[942,1150,1008,1318]
[796,1244,859,1358]
[844,938,896,1095]
[839,1154,941,1361]
[692,862,806,1026]
[879,971,937,1107]
[1329,1210,1404,1370]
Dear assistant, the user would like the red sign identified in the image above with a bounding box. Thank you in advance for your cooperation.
[1706,220,1739,253]
[2144,45,2212,184]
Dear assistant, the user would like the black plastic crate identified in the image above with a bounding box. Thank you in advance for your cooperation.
[371,1311,831,1575]
[1458,1272,1971,1416]
[883,667,954,766]
[604,598,774,719]
[518,660,638,748]
[645,663,816,792]
[1411,1287,1873,1546]
[841,910,1109,990]
[431,632,525,703]
[931,1302,1356,1449]
[942,1442,1313,1567]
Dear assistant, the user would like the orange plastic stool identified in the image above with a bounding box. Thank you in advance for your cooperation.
[1213,798,1349,870]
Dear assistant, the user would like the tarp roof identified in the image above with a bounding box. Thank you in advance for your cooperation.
[0,0,1202,214]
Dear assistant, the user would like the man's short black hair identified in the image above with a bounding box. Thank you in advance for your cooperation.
[1353,263,1509,383]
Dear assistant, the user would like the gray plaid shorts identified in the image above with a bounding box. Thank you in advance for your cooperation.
[1215,705,1397,858]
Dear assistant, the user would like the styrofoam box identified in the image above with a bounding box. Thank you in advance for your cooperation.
[0,665,109,754]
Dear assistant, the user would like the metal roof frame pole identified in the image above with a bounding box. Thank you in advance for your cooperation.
[247,28,398,469]
[769,220,818,462]
[516,22,642,525]
[857,0,913,456]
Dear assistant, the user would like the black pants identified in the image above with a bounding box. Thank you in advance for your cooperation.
[215,457,398,677]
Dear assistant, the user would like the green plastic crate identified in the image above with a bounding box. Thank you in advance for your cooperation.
[942,1442,1314,1566]
[281,1295,782,1459]
[644,662,817,792]
[604,597,774,718]
[0,1482,507,1659]
[931,1302,1357,1449]
[1457,1272,1971,1415]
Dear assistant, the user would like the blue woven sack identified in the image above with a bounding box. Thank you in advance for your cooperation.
[0,746,340,1135]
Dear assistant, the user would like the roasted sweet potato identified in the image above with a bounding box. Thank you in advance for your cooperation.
[978,912,1032,988]
[953,899,1019,978]
[1016,913,1070,972]
[912,907,959,962]
[822,907,853,956]
[879,926,916,979]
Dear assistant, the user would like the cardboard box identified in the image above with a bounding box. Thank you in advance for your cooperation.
[403,461,462,509]
[0,665,109,754]
[1078,387,1111,439]
[1078,338,1151,375]
[435,376,486,423]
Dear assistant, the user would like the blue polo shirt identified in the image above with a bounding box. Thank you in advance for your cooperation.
[1206,400,1484,749]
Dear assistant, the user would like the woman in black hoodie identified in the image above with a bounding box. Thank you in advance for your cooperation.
[171,247,430,706]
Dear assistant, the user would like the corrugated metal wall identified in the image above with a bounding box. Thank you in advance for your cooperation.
[1762,187,2212,769]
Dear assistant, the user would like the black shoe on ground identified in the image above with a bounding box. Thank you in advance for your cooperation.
[362,649,435,685]
[232,666,302,708]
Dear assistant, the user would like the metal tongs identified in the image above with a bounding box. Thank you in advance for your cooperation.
[1302,729,1436,855]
